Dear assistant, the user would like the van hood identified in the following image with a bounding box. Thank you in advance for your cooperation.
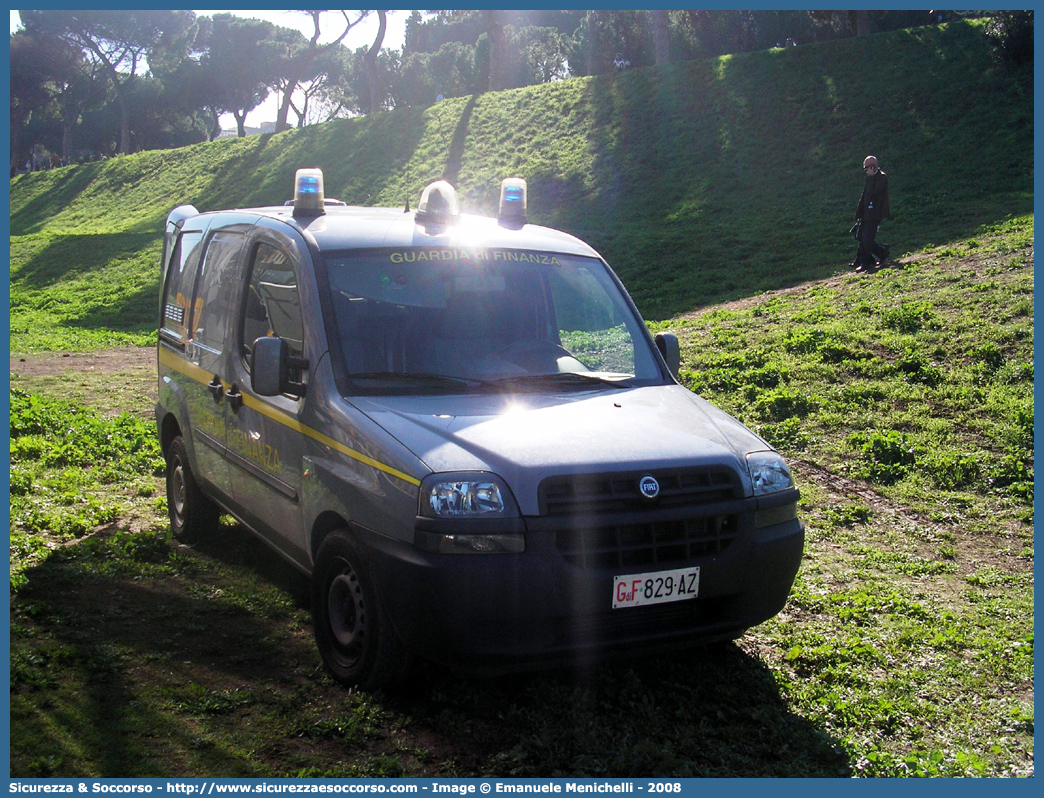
[352,385,767,515]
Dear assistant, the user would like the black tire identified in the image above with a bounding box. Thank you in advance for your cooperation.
[311,532,411,690]
[165,435,219,543]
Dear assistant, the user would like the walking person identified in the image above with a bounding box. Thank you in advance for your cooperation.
[852,155,891,272]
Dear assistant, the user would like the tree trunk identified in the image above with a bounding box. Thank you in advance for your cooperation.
[485,10,506,91]
[856,11,871,37]
[62,120,74,161]
[103,62,133,154]
[234,110,247,138]
[202,107,221,141]
[11,125,21,173]
[364,10,387,114]
[653,10,670,65]
[275,82,295,133]
[585,11,601,76]
[118,94,131,153]
[105,70,132,154]
[275,11,360,131]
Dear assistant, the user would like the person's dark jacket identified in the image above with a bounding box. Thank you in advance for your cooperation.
[856,170,890,224]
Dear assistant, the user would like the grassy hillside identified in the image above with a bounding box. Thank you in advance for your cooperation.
[9,20,1032,351]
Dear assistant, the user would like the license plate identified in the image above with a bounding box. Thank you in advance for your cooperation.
[612,567,700,609]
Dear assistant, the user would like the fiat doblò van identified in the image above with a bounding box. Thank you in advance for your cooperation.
[156,170,803,688]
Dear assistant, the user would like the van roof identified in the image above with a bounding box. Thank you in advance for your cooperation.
[218,203,602,259]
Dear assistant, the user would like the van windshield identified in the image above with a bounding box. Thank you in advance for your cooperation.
[323,248,663,393]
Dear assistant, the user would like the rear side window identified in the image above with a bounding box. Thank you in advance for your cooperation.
[241,242,304,362]
[193,231,245,354]
[160,231,204,345]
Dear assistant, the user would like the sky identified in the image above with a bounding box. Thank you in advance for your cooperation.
[9,9,412,128]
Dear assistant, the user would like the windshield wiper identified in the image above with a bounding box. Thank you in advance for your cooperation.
[484,372,632,391]
[350,372,485,389]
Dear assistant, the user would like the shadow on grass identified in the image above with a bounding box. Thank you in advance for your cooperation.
[442,95,479,186]
[12,522,849,777]
[10,162,107,236]
[10,536,312,777]
[551,23,1033,320]
[11,232,161,290]
[386,645,851,777]
[58,282,161,337]
[185,105,434,216]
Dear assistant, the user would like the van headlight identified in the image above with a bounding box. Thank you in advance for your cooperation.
[746,451,795,496]
[420,473,518,518]
[416,473,524,554]
[747,451,799,529]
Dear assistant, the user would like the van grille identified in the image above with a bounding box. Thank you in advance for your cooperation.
[540,468,737,516]
[554,515,738,569]
[538,468,743,569]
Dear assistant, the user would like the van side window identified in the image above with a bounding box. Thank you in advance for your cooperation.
[241,242,304,363]
[193,231,245,353]
[160,231,205,345]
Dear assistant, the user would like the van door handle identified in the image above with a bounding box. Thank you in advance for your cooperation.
[207,375,224,401]
[225,384,243,411]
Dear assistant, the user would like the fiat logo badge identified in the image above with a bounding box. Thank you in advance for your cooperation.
[638,475,660,500]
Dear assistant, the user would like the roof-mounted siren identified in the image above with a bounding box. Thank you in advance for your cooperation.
[498,178,527,228]
[415,180,460,229]
[293,168,325,217]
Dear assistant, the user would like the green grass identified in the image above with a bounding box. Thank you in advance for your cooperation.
[662,215,1034,527]
[10,233,161,352]
[9,389,165,590]
[9,20,1033,353]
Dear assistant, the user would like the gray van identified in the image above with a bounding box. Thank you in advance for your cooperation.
[156,170,803,688]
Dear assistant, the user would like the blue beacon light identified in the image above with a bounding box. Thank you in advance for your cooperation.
[293,168,325,217]
[498,177,528,227]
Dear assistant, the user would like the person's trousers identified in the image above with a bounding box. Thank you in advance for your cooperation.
[856,219,888,266]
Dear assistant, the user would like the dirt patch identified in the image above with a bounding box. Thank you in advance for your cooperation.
[10,346,154,378]
[791,457,1026,579]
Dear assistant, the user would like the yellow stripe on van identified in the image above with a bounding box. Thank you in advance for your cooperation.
[239,393,421,486]
[158,346,421,487]
[159,346,213,385]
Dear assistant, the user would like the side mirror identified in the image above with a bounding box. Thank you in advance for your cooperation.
[251,336,290,397]
[655,332,680,380]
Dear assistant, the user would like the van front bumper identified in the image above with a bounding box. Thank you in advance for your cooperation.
[356,493,804,673]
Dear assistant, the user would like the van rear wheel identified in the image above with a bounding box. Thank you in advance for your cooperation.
[312,532,410,689]
[165,435,219,543]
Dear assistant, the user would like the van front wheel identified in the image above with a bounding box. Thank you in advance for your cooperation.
[165,435,219,543]
[312,533,410,689]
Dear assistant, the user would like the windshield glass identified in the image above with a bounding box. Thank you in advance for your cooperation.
[324,248,663,393]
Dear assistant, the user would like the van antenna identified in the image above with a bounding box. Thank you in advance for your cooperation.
[403,167,411,213]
